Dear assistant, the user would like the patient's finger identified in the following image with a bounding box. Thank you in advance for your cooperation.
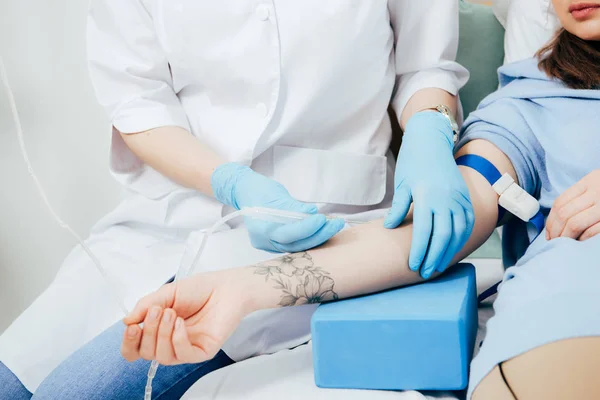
[560,204,600,240]
[552,179,586,210]
[548,193,593,239]
[580,221,600,241]
[139,306,163,360]
[121,324,142,362]
[172,318,210,365]
[124,285,176,325]
[156,309,177,365]
[547,185,588,239]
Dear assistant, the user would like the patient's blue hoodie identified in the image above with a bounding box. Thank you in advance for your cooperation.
[457,57,600,266]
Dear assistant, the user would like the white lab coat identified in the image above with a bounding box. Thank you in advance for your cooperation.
[0,0,468,392]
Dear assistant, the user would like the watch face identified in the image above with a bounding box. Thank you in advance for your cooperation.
[435,105,458,135]
[436,105,449,114]
[451,120,459,133]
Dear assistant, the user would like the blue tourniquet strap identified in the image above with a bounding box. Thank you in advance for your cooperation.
[454,154,545,303]
[529,211,545,235]
[455,155,505,222]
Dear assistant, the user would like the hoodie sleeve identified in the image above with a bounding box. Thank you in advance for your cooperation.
[456,96,544,198]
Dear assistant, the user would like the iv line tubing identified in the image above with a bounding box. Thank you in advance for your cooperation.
[0,56,165,398]
[0,57,129,316]
[144,210,245,400]
[2,56,363,399]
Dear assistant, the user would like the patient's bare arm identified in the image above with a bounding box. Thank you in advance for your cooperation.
[122,139,517,364]
[242,139,516,311]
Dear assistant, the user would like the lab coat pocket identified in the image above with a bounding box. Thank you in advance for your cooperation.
[273,146,387,206]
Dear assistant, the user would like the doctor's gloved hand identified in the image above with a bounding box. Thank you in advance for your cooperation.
[211,162,345,253]
[384,111,474,280]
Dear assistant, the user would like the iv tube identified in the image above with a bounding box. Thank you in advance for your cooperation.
[0,58,130,316]
[144,206,363,399]
[182,206,365,279]
[1,56,163,399]
[2,56,364,399]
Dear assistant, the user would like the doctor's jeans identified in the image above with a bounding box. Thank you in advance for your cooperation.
[0,322,234,400]
[0,361,31,400]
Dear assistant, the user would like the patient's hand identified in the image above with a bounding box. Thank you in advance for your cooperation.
[546,170,600,241]
[120,269,256,365]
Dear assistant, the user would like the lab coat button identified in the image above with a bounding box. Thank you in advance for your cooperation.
[256,103,269,118]
[255,5,270,21]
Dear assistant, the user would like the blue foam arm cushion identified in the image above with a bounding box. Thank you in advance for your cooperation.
[311,263,478,391]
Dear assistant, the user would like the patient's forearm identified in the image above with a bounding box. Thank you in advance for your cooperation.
[240,140,515,312]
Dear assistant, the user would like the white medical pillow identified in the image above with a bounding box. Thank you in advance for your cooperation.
[502,0,561,64]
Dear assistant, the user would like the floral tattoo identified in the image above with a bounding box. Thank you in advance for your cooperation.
[252,253,339,307]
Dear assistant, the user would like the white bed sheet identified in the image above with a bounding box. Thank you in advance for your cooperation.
[183,258,502,400]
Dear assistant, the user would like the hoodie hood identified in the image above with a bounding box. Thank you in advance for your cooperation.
[498,58,554,87]
[478,58,600,107]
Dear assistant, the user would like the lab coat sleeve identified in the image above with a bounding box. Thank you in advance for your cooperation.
[388,0,469,118]
[87,0,190,134]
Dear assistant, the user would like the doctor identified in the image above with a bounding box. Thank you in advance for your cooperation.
[0,1,471,398]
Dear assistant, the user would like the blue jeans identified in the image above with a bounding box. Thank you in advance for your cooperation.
[0,322,234,399]
[0,361,31,400]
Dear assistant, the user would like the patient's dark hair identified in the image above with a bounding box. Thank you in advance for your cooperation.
[537,29,600,90]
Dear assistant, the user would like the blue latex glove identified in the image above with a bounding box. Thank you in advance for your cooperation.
[211,162,345,253]
[384,111,474,279]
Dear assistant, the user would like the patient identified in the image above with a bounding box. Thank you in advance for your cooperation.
[118,0,600,398]
[5,0,597,398]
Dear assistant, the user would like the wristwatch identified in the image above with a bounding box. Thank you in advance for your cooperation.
[422,105,459,143]
[435,105,459,144]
